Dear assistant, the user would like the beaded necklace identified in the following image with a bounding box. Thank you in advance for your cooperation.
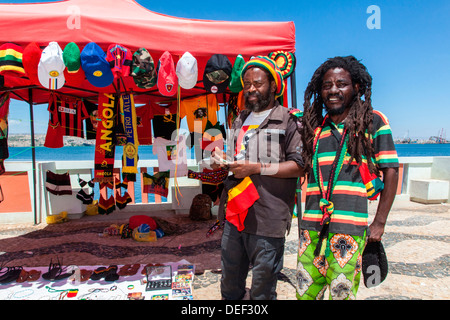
[312,116,349,256]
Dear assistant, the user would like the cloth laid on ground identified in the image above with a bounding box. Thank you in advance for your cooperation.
[94,93,117,183]
[45,171,72,196]
[0,260,194,300]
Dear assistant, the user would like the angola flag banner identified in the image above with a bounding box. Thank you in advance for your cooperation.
[225,176,259,231]
[94,93,117,183]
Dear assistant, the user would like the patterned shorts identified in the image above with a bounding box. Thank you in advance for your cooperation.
[296,229,366,300]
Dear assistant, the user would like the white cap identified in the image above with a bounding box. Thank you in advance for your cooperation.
[176,52,198,89]
[38,42,65,90]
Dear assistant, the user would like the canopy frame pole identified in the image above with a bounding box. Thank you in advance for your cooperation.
[290,69,297,108]
[28,88,38,225]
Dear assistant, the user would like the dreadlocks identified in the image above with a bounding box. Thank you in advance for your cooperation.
[301,55,378,175]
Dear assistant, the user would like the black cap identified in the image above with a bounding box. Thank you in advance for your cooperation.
[362,241,388,288]
[203,54,232,94]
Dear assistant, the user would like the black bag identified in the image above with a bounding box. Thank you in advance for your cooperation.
[189,194,212,221]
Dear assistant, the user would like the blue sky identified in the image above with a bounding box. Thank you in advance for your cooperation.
[4,0,450,140]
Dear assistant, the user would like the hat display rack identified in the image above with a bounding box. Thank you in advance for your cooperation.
[1,41,296,108]
[0,40,296,224]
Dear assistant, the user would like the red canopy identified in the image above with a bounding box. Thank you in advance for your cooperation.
[0,0,296,104]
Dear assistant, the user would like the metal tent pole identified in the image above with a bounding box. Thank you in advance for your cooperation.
[290,69,302,233]
[290,69,297,108]
[28,88,38,225]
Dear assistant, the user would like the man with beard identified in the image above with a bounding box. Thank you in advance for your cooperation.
[296,56,399,300]
[211,56,304,300]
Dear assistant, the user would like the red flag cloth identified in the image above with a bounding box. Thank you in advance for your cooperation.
[225,177,259,231]
[94,93,116,183]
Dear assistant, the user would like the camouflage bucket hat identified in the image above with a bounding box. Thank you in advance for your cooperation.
[131,48,156,89]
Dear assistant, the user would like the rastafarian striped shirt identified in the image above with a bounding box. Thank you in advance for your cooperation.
[301,110,399,236]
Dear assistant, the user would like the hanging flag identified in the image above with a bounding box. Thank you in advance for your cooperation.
[94,93,116,183]
[225,176,259,231]
[120,94,139,174]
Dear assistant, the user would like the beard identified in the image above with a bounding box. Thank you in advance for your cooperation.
[324,94,347,116]
[325,103,347,116]
[244,90,272,112]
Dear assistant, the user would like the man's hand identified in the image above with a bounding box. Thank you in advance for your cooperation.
[368,167,398,242]
[228,161,260,179]
[211,146,230,170]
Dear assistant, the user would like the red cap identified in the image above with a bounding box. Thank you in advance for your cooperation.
[22,42,41,85]
[157,51,178,96]
[106,44,133,79]
[64,67,85,87]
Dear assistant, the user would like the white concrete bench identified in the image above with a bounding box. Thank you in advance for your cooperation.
[409,179,449,204]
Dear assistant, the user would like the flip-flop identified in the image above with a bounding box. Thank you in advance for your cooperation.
[118,264,140,276]
[90,265,118,281]
[0,266,23,284]
[80,269,93,282]
[42,258,73,281]
[26,270,41,282]
[16,269,29,283]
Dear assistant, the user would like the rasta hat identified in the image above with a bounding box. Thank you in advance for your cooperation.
[0,43,25,76]
[362,241,389,288]
[37,42,66,90]
[203,54,232,94]
[268,51,296,79]
[228,54,245,93]
[157,51,177,96]
[106,43,133,78]
[80,42,114,88]
[176,51,198,89]
[130,48,156,89]
[241,56,285,99]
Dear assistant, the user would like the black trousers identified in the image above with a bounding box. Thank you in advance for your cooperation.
[220,221,285,300]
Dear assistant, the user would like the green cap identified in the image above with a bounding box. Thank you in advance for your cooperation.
[63,42,81,73]
[228,54,245,93]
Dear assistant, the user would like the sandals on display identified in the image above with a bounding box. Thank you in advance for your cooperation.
[16,269,41,283]
[0,266,23,284]
[80,269,93,282]
[118,264,140,276]
[89,265,119,282]
[42,258,74,281]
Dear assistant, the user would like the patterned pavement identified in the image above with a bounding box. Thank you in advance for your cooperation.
[0,199,449,300]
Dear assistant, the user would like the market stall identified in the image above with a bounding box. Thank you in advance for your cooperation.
[0,0,297,225]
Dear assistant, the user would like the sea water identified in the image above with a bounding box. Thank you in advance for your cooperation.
[5,144,450,203]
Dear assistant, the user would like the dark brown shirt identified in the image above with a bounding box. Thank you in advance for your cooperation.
[219,103,303,238]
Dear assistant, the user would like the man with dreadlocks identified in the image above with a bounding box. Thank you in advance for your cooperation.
[296,56,399,300]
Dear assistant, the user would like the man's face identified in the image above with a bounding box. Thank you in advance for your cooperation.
[243,67,275,112]
[321,68,357,116]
